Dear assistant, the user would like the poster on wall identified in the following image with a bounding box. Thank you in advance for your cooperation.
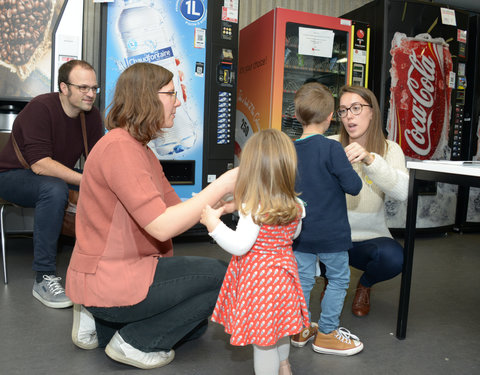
[0,0,67,101]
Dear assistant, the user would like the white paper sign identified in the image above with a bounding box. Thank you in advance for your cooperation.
[298,27,334,58]
[194,28,206,49]
[449,71,456,89]
[441,8,456,26]
[352,49,367,64]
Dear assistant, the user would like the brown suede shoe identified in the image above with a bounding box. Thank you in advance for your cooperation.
[291,323,318,347]
[352,282,371,317]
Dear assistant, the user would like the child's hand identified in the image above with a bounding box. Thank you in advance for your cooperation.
[200,205,224,232]
[212,193,237,213]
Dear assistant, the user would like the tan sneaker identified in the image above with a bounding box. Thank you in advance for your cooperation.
[290,323,318,347]
[312,327,363,356]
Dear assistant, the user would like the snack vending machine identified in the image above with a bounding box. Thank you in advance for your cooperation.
[235,7,370,162]
[100,0,239,202]
[343,0,480,230]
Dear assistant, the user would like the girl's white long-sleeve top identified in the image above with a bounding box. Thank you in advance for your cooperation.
[209,202,306,256]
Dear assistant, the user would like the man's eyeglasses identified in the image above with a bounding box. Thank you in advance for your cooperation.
[337,103,372,118]
[158,91,177,100]
[66,83,100,94]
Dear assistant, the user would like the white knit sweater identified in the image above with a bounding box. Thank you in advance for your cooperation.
[329,135,409,241]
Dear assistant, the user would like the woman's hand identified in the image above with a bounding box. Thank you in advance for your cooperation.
[345,142,375,165]
[200,204,224,232]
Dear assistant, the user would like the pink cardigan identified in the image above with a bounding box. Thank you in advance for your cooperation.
[66,128,181,307]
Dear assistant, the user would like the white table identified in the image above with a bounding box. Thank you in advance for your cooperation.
[397,161,480,339]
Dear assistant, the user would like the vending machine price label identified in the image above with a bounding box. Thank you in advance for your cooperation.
[449,71,456,89]
[457,29,467,43]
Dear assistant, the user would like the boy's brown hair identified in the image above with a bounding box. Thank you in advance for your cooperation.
[294,82,334,126]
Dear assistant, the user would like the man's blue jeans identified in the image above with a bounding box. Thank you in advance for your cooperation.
[295,251,350,334]
[87,256,228,352]
[0,169,68,272]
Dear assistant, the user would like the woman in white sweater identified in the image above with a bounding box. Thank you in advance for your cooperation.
[330,85,409,317]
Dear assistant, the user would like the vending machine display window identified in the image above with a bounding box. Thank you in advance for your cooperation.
[281,22,349,138]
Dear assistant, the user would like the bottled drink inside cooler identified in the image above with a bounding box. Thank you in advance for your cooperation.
[281,22,348,139]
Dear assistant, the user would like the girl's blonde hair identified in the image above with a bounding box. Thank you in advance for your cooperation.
[338,85,387,157]
[235,129,300,225]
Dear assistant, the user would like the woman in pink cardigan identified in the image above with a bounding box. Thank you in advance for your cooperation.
[66,62,236,370]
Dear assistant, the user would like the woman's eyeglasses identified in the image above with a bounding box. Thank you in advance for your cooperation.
[337,103,372,118]
[158,91,177,100]
[66,83,100,94]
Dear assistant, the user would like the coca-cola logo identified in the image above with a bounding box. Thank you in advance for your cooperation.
[404,51,436,156]
[387,33,453,160]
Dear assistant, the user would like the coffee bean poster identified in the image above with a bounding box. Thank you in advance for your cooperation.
[0,0,67,101]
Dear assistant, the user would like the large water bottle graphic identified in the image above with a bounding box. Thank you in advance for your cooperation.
[117,0,197,156]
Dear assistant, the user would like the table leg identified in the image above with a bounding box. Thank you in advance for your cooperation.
[453,185,469,233]
[396,169,419,339]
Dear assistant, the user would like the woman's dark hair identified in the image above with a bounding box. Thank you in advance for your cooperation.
[105,63,174,145]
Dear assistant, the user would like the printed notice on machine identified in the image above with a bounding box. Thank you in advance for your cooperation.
[222,0,238,23]
[441,8,456,26]
[194,28,206,49]
[298,27,334,58]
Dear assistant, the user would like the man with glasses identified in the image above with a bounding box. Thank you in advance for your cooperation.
[0,60,103,308]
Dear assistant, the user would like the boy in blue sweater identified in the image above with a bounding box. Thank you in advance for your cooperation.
[291,82,363,356]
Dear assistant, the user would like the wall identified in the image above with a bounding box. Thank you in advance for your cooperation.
[436,0,480,13]
[239,0,371,29]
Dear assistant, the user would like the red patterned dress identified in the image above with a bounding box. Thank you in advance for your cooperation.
[211,216,310,347]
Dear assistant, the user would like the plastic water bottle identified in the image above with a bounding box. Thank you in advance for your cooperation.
[117,0,197,156]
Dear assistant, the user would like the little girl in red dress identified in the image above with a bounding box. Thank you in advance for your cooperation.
[201,129,309,375]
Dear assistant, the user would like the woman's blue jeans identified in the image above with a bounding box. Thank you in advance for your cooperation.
[295,251,350,334]
[0,169,68,272]
[349,237,404,287]
[87,256,228,352]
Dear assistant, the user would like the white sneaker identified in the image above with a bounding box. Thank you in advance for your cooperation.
[32,275,73,309]
[105,331,175,369]
[72,304,98,350]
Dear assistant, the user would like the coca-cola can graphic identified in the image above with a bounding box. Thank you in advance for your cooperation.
[387,32,454,160]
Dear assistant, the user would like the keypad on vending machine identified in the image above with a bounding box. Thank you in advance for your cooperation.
[217,91,232,144]
[452,105,464,158]
[221,21,233,40]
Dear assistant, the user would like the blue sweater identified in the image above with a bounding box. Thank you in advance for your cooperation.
[293,135,362,253]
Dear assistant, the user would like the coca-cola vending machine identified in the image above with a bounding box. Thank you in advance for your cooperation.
[343,0,480,231]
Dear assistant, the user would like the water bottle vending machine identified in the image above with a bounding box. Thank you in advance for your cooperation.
[100,0,239,203]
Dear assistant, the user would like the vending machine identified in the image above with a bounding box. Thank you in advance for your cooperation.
[342,0,480,230]
[235,7,370,162]
[100,0,239,203]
